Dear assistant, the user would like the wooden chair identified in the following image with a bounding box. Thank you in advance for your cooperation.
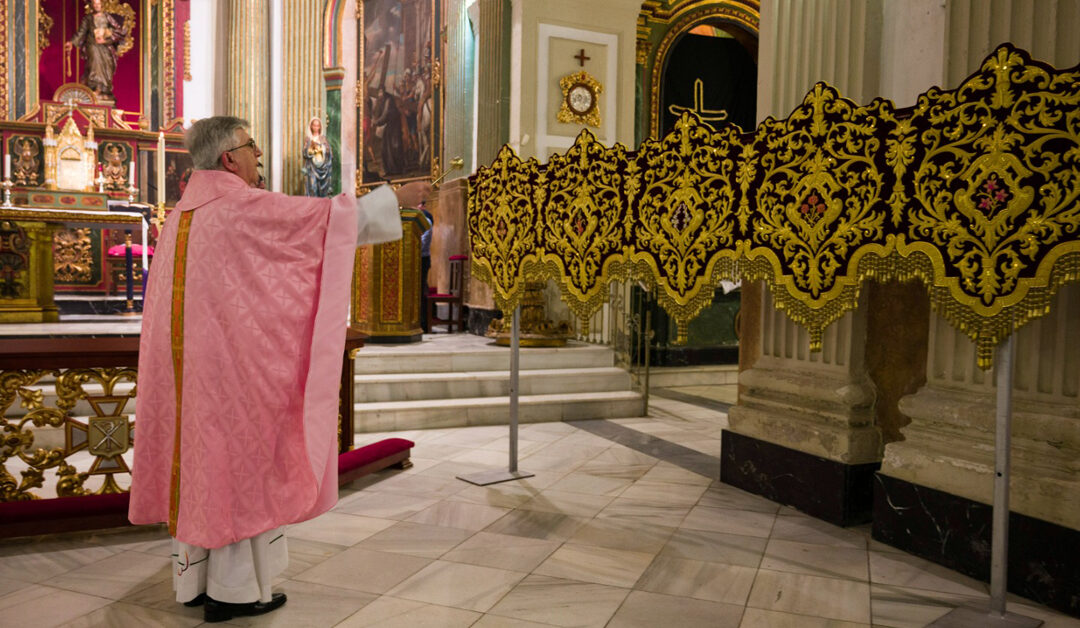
[426,255,466,333]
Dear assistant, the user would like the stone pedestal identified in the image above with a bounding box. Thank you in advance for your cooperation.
[724,289,881,525]
[0,221,60,323]
[352,209,430,343]
[873,284,1080,616]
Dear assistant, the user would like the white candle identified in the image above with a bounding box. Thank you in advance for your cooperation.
[129,159,136,185]
[157,131,166,204]
[4,154,9,179]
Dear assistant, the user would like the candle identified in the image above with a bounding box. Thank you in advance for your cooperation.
[4,154,9,179]
[129,159,136,185]
[157,132,166,204]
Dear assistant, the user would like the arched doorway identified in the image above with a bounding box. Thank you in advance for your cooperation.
[636,1,759,366]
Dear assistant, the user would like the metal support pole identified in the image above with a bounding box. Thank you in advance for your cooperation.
[929,335,1040,627]
[458,305,534,486]
[509,303,520,472]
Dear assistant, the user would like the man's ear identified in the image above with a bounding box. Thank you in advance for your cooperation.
[220,151,238,174]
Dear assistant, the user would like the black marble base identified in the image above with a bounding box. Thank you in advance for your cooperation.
[56,296,143,315]
[649,345,739,367]
[720,430,879,526]
[873,473,1080,618]
[467,307,501,336]
[363,332,422,344]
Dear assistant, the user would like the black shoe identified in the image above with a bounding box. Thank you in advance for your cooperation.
[203,593,287,623]
[182,593,208,607]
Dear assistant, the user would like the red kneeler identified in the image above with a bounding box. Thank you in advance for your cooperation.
[0,439,415,539]
[426,255,466,333]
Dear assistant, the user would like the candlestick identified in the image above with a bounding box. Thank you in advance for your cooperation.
[1,179,12,208]
[157,132,166,205]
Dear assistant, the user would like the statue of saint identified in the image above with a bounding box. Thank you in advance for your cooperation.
[302,117,333,197]
[64,0,128,102]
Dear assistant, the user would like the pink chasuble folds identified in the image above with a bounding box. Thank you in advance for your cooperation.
[129,170,358,549]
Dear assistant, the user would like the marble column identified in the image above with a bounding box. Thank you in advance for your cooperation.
[226,0,271,165]
[282,0,324,196]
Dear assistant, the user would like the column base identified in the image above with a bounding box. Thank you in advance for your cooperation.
[721,430,879,526]
[873,473,1080,619]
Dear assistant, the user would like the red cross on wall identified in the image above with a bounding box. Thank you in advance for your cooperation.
[574,49,590,67]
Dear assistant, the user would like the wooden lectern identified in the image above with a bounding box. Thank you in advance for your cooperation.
[351,208,431,343]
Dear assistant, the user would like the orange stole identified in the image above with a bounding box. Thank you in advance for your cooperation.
[168,210,194,536]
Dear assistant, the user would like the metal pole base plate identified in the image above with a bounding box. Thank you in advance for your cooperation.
[457,469,535,486]
[930,607,1042,627]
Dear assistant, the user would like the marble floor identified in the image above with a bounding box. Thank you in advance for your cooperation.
[1,395,1078,628]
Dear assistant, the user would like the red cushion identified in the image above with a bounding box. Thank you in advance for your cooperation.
[338,438,414,475]
[429,293,457,299]
[107,244,155,256]
[448,255,468,261]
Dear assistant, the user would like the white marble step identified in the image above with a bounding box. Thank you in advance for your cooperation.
[648,364,739,388]
[354,366,631,403]
[354,339,614,374]
[355,390,644,432]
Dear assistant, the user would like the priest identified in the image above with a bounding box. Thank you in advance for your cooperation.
[128,116,430,622]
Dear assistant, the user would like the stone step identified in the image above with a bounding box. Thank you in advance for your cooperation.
[354,390,644,433]
[354,366,632,403]
[353,339,614,374]
[648,364,740,388]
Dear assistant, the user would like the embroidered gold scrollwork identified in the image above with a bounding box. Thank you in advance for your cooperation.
[467,44,1080,369]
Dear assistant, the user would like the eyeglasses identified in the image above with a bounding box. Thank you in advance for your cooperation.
[225,138,258,154]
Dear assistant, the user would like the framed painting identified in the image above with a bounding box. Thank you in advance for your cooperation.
[357,0,441,190]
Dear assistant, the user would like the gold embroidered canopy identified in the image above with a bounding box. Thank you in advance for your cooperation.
[467,45,1080,369]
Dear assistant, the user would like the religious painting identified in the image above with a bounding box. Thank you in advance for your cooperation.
[145,150,193,205]
[358,0,442,188]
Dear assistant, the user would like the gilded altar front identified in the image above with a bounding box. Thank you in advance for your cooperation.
[352,209,431,342]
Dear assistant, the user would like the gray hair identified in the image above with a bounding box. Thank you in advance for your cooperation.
[184,116,250,170]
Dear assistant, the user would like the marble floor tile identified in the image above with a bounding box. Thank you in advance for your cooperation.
[680,505,776,538]
[607,590,744,628]
[48,550,171,600]
[405,499,511,531]
[546,471,635,497]
[114,579,205,618]
[371,472,469,499]
[636,461,713,486]
[745,569,871,624]
[484,509,589,542]
[659,528,768,568]
[441,531,560,572]
[292,546,431,594]
[868,550,990,597]
[567,518,676,554]
[768,513,868,548]
[280,537,351,579]
[470,614,559,627]
[335,595,480,628]
[358,522,473,559]
[761,538,869,581]
[738,607,871,628]
[486,574,630,627]
[55,601,202,628]
[387,560,526,612]
[518,489,615,517]
[533,543,655,588]
[448,483,543,509]
[596,498,692,528]
[0,541,117,583]
[698,484,782,513]
[223,579,376,627]
[0,575,30,597]
[869,583,988,628]
[635,554,758,605]
[333,491,441,520]
[288,512,396,546]
[0,584,112,628]
[615,479,710,506]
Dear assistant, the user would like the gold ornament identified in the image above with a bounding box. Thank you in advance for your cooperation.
[557,71,602,128]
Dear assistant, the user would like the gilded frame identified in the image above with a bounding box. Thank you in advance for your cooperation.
[356,0,442,192]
